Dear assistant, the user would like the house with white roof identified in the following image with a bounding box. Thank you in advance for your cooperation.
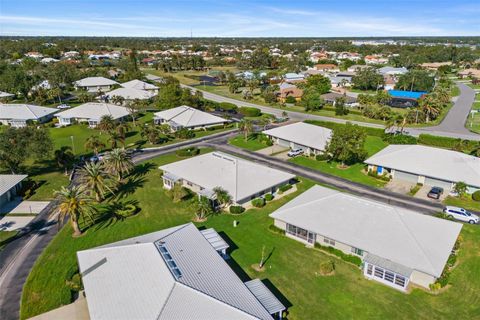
[56,102,129,127]
[154,105,229,131]
[145,74,164,83]
[377,66,408,76]
[283,73,305,83]
[0,175,27,209]
[263,122,332,156]
[0,104,57,127]
[77,223,285,320]
[365,145,480,193]
[160,152,295,205]
[0,91,15,99]
[103,87,156,102]
[270,185,462,291]
[121,79,159,93]
[74,77,119,93]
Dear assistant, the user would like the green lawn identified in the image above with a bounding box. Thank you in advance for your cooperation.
[444,196,480,212]
[0,230,18,250]
[364,135,389,156]
[20,150,480,320]
[228,134,270,151]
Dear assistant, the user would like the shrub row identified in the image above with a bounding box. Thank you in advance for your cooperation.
[418,134,477,151]
[382,134,417,144]
[229,205,245,214]
[217,102,238,113]
[176,147,200,157]
[268,224,285,235]
[315,153,329,161]
[278,184,292,193]
[239,107,262,117]
[314,243,362,266]
[367,170,391,181]
[264,193,274,201]
[252,198,266,208]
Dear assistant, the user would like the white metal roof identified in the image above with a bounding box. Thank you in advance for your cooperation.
[154,106,228,128]
[244,279,285,315]
[56,103,129,121]
[377,66,408,75]
[0,174,27,197]
[145,74,163,82]
[365,144,480,188]
[74,77,118,87]
[121,79,158,90]
[200,228,229,252]
[263,122,332,152]
[160,152,295,202]
[269,185,462,277]
[0,104,57,120]
[103,87,156,100]
[77,223,273,320]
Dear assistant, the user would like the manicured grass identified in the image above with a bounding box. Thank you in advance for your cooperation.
[289,156,387,188]
[21,149,480,319]
[0,231,18,250]
[364,135,388,156]
[228,134,270,151]
[467,83,480,90]
[444,196,480,212]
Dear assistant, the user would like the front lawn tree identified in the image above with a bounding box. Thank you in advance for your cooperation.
[97,115,116,134]
[55,186,97,237]
[193,196,214,221]
[78,162,115,202]
[54,146,75,175]
[301,87,324,111]
[238,119,253,141]
[453,181,468,197]
[213,187,232,209]
[326,123,368,166]
[103,148,134,181]
[305,74,331,94]
[352,68,384,91]
[84,135,105,155]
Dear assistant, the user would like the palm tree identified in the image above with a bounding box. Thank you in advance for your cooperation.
[238,119,253,141]
[141,125,161,144]
[192,196,213,221]
[419,96,440,123]
[108,131,122,149]
[78,162,115,202]
[84,135,105,155]
[54,186,97,237]
[115,122,130,148]
[111,95,125,106]
[213,187,232,209]
[97,115,115,134]
[103,148,134,180]
[54,146,75,175]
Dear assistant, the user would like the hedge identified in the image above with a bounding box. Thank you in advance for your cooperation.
[264,193,274,201]
[279,184,292,193]
[229,206,245,214]
[252,198,266,208]
[305,120,385,137]
[382,134,417,144]
[315,153,329,161]
[268,224,285,235]
[116,204,138,218]
[314,243,362,266]
[239,107,262,117]
[217,102,238,113]
[176,147,200,157]
[472,190,480,202]
[418,134,477,151]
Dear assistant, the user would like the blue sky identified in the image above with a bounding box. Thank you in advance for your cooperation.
[0,0,479,37]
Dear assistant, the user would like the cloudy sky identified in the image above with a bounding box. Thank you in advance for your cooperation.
[0,0,479,37]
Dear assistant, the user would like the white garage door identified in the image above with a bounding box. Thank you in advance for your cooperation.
[394,171,418,184]
[277,139,290,148]
[424,177,453,190]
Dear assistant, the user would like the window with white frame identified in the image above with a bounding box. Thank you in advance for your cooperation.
[286,224,316,244]
[351,247,363,256]
[323,237,335,246]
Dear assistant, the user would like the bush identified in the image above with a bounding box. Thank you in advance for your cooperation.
[229,205,245,214]
[314,243,362,266]
[176,147,200,157]
[66,273,83,292]
[472,190,480,202]
[239,106,262,117]
[251,198,266,208]
[447,253,457,268]
[217,102,238,113]
[367,170,391,181]
[285,96,297,104]
[315,153,329,161]
[116,204,138,217]
[382,134,417,144]
[409,183,422,196]
[264,193,274,201]
[418,134,476,151]
[174,128,195,139]
[319,260,335,275]
[268,224,285,235]
[429,282,442,291]
[206,124,226,131]
[437,269,450,287]
[279,184,292,193]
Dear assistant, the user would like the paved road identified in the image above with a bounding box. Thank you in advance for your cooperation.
[185,83,480,141]
[0,129,237,320]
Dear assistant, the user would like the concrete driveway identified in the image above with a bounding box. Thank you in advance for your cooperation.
[0,200,51,215]
[256,145,289,156]
[414,185,447,202]
[0,215,36,231]
[385,180,413,195]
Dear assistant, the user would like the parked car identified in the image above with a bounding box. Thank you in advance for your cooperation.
[443,206,479,224]
[57,104,71,109]
[287,148,304,157]
[427,186,444,199]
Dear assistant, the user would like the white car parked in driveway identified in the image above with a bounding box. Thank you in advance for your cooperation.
[443,206,479,224]
[287,148,304,157]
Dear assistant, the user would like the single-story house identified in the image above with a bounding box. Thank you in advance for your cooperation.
[270,185,462,291]
[328,75,351,88]
[263,122,332,156]
[77,223,284,320]
[56,102,130,127]
[347,65,370,73]
[277,83,303,103]
[321,92,357,106]
[121,79,159,93]
[74,77,119,93]
[154,105,229,131]
[365,144,480,193]
[159,152,295,205]
[283,73,305,83]
[0,175,27,209]
[145,74,164,83]
[102,87,156,102]
[377,66,408,76]
[420,62,452,71]
[314,64,339,72]
[387,90,427,108]
[0,104,57,127]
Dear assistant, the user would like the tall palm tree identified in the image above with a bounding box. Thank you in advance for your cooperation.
[213,187,232,209]
[115,122,130,148]
[84,135,105,155]
[418,95,440,123]
[78,162,115,202]
[54,146,75,175]
[103,148,134,180]
[141,125,161,144]
[108,131,122,149]
[54,186,97,237]
[238,119,253,141]
[97,115,115,135]
[192,196,213,221]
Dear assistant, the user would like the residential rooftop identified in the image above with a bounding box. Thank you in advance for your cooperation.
[56,102,130,121]
[0,104,57,120]
[263,122,332,152]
